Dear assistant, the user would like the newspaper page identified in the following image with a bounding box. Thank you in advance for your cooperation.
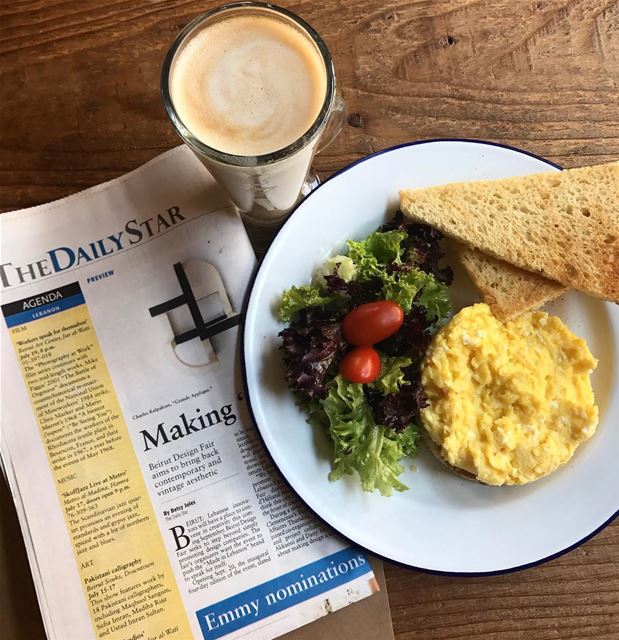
[0,146,378,640]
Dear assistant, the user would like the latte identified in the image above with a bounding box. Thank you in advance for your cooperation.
[170,14,327,156]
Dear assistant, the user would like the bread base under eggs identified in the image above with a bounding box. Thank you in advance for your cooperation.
[424,434,485,484]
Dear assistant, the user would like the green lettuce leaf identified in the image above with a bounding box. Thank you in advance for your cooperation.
[382,267,450,319]
[373,356,413,394]
[299,396,330,430]
[346,230,407,279]
[278,284,336,322]
[321,375,418,496]
[396,424,420,458]
[414,275,451,324]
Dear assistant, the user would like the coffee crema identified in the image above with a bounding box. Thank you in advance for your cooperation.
[170,14,327,157]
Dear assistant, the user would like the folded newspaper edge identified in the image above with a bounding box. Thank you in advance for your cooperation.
[0,147,378,640]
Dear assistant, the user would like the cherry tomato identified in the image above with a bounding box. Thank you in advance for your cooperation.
[342,300,404,346]
[339,346,381,383]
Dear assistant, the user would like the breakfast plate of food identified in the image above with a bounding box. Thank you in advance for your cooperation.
[242,139,618,574]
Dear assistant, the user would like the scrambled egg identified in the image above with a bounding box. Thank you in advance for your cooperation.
[421,303,598,485]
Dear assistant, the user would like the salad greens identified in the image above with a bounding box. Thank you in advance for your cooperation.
[279,285,337,323]
[278,212,453,496]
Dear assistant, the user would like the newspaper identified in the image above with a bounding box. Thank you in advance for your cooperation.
[0,147,378,640]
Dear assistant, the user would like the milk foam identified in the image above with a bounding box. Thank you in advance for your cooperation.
[170,14,327,156]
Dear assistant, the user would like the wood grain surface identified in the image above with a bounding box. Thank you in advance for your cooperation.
[1,1,618,639]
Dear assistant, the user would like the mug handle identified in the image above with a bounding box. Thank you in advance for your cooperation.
[316,94,347,154]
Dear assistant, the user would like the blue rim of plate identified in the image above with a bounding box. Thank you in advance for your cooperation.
[240,138,619,576]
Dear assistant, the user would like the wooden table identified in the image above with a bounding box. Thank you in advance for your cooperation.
[1,1,618,638]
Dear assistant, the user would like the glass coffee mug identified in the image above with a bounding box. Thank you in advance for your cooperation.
[161,2,346,247]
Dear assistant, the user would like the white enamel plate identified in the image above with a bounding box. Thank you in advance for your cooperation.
[242,140,619,574]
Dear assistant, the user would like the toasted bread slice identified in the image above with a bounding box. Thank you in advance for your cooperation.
[456,243,566,320]
[400,161,619,303]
